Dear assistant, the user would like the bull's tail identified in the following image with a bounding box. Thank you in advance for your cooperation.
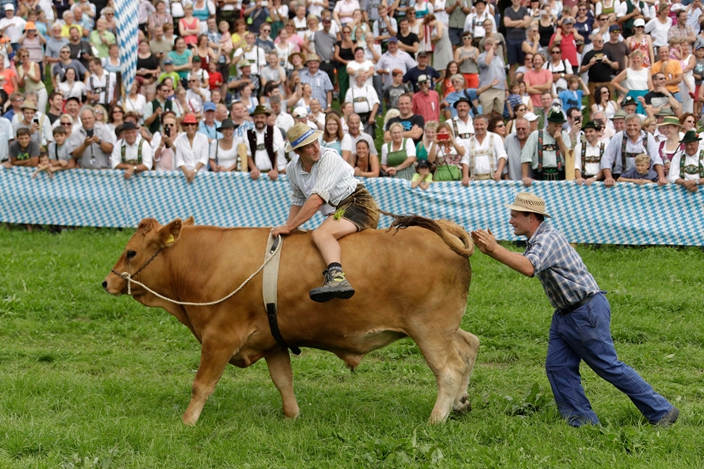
[388,215,474,258]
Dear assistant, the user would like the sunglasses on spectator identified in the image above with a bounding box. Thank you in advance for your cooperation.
[164,123,175,127]
[61,121,72,126]
[495,123,505,128]
[183,123,197,127]
[113,109,123,114]
[551,50,560,54]
[601,90,609,94]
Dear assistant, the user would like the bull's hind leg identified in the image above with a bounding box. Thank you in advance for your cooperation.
[265,349,300,419]
[452,328,480,414]
[183,337,241,426]
[413,332,467,424]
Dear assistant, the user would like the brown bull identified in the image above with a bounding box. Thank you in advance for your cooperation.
[103,216,480,425]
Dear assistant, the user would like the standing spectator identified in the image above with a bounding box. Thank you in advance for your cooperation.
[0,55,16,95]
[477,37,507,119]
[0,4,25,50]
[16,48,46,113]
[503,117,530,181]
[18,22,45,74]
[307,17,337,87]
[479,19,507,65]
[667,130,704,188]
[45,22,69,69]
[381,121,417,180]
[334,0,359,27]
[626,19,653,67]
[149,1,172,39]
[299,54,334,110]
[668,9,696,45]
[524,52,551,110]
[209,119,241,172]
[449,96,473,149]
[321,113,352,159]
[198,102,222,143]
[643,72,683,118]
[446,0,471,47]
[383,68,411,110]
[173,113,209,183]
[645,4,671,53]
[549,17,582,69]
[612,50,649,114]
[396,16,419,55]
[347,113,378,160]
[503,0,530,81]
[521,107,571,184]
[650,46,684,102]
[346,46,375,88]
[345,73,379,136]
[13,100,52,146]
[603,24,629,76]
[574,120,607,184]
[427,121,466,180]
[581,36,618,106]
[460,113,506,184]
[455,31,479,88]
[111,122,153,178]
[384,93,425,145]
[373,4,398,53]
[545,45,574,96]
[66,26,92,69]
[463,0,494,46]
[427,14,453,75]
[334,25,356,104]
[411,74,440,123]
[591,85,619,123]
[89,18,115,59]
[616,0,645,39]
[601,114,665,185]
[179,4,200,45]
[244,105,286,180]
[403,51,440,92]
[150,25,172,67]
[68,106,115,169]
[376,37,417,88]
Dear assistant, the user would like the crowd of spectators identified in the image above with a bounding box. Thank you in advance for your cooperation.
[1,0,703,192]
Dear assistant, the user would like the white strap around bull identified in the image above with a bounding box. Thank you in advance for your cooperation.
[119,235,283,306]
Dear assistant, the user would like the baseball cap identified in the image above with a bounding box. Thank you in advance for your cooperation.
[524,112,539,122]
[164,59,174,65]
[292,106,308,118]
[4,4,14,10]
[203,102,216,112]
[609,24,621,32]
[25,22,36,30]
[562,17,574,24]
[418,74,428,83]
[388,36,399,43]
[418,51,429,57]
[633,18,645,27]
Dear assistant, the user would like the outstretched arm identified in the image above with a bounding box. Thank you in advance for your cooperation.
[470,229,535,276]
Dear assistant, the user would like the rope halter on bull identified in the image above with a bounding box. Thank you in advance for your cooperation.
[112,235,283,306]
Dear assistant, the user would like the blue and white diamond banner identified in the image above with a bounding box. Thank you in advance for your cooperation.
[114,0,139,96]
[2,168,703,246]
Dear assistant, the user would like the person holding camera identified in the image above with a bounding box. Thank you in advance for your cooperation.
[68,106,115,169]
[152,112,179,172]
[12,100,52,148]
[580,35,618,104]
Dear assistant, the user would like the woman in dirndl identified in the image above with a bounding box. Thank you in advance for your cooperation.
[381,122,417,180]
[427,121,466,181]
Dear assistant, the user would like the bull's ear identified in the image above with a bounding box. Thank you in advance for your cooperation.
[157,218,183,247]
[183,216,195,226]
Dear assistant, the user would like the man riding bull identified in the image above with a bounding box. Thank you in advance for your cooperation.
[271,123,380,302]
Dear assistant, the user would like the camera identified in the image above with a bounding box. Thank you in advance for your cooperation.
[86,128,94,138]
[437,134,450,142]
[165,126,171,138]
[33,117,39,124]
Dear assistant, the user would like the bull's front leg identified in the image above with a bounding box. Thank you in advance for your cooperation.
[183,337,241,425]
[265,348,300,419]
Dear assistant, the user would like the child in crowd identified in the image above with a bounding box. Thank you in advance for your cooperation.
[383,69,410,111]
[158,60,180,85]
[5,128,40,168]
[506,81,523,119]
[47,126,72,172]
[558,76,589,113]
[617,154,658,184]
[189,57,210,89]
[32,151,54,179]
[208,61,223,91]
[411,159,433,190]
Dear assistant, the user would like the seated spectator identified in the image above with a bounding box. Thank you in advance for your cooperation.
[350,139,380,178]
[209,119,241,172]
[667,131,704,190]
[111,121,153,179]
[4,128,38,168]
[68,106,115,169]
[381,122,417,180]
[93,105,108,125]
[47,126,72,173]
[320,113,352,161]
[427,122,466,181]
[618,153,658,185]
[411,159,433,190]
[173,113,209,183]
[244,105,286,181]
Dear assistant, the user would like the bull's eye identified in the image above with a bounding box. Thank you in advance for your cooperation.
[126,250,137,260]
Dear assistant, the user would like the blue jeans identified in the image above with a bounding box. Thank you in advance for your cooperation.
[546,292,673,427]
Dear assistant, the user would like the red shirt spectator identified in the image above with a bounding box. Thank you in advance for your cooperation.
[412,77,440,123]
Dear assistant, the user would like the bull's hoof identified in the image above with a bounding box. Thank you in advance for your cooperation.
[452,395,472,415]
[182,412,200,426]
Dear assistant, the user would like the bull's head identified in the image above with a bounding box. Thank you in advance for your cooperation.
[103,217,194,295]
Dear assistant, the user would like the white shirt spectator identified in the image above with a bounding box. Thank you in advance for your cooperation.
[235,45,267,75]
[345,83,380,114]
[381,137,416,164]
[0,15,26,43]
[346,59,375,87]
[275,111,295,133]
[242,126,287,171]
[111,136,154,170]
[460,131,506,176]
[173,132,210,171]
[334,0,361,25]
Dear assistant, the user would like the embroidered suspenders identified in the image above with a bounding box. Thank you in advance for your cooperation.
[620,131,646,172]
[679,148,704,178]
[469,134,496,177]
[452,118,472,139]
[121,140,145,165]
[581,141,605,177]
[537,130,563,172]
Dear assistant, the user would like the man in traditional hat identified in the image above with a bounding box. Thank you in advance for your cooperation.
[271,123,380,302]
[244,105,286,181]
[299,54,334,110]
[667,130,704,190]
[601,113,666,186]
[574,120,607,185]
[520,105,571,185]
[111,122,153,179]
[471,193,680,428]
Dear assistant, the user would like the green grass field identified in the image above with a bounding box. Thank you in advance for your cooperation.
[0,227,702,468]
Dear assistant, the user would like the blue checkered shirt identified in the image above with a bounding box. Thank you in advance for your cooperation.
[299,70,334,108]
[524,222,600,310]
